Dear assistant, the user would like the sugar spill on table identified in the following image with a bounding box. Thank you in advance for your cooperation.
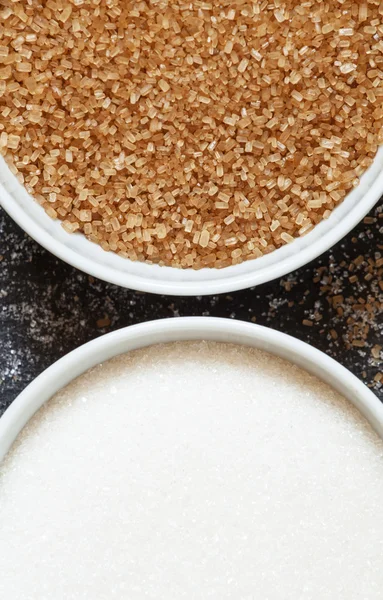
[0,203,382,414]
[1,342,383,599]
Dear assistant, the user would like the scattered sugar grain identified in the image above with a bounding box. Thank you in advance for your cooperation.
[1,342,383,599]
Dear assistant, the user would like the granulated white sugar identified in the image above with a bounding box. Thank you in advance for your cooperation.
[1,341,383,600]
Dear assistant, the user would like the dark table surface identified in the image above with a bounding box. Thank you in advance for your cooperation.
[0,203,382,415]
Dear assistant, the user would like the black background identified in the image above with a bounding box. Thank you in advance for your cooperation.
[0,203,382,415]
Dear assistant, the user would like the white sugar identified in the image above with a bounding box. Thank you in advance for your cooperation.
[1,342,383,599]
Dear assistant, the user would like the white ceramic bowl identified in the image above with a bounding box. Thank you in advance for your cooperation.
[1,151,383,295]
[1,317,382,462]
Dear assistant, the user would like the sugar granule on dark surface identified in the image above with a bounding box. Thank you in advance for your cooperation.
[0,203,382,414]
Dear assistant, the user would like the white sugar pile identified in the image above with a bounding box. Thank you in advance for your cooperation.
[1,342,383,600]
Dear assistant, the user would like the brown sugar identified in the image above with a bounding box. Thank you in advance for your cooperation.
[1,0,383,269]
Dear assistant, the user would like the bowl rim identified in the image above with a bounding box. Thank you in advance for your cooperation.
[1,317,382,462]
[1,152,383,295]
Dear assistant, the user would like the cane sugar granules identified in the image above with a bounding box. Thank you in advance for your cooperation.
[0,2,383,270]
[1,341,383,599]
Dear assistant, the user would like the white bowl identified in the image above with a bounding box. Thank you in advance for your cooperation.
[1,317,382,462]
[0,148,383,296]
[1,151,383,295]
